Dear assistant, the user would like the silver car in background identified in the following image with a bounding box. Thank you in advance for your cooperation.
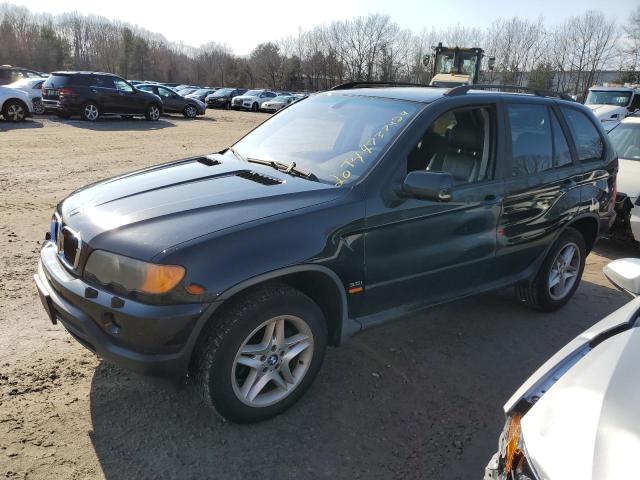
[485,258,640,480]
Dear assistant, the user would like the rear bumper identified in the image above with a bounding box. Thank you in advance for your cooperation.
[34,242,213,377]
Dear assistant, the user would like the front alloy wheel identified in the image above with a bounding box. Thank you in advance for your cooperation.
[184,105,197,118]
[33,99,46,115]
[191,284,327,423]
[232,316,314,407]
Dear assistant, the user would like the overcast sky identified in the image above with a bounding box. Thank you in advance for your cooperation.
[9,0,639,55]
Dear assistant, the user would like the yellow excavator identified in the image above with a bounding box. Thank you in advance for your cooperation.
[424,43,494,87]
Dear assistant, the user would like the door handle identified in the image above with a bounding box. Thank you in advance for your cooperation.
[482,194,503,205]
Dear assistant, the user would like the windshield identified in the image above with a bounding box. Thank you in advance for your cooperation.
[586,90,632,107]
[459,52,478,76]
[435,53,455,74]
[273,96,292,102]
[192,89,210,95]
[609,123,640,160]
[231,94,419,186]
[245,90,262,96]
[213,88,233,96]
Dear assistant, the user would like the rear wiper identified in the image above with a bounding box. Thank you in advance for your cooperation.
[246,157,319,182]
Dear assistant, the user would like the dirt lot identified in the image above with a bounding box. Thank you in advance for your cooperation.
[0,110,635,480]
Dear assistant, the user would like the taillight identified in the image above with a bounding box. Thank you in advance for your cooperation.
[59,87,76,96]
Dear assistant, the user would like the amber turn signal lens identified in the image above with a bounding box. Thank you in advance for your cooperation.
[185,283,206,295]
[140,264,186,294]
[504,414,522,475]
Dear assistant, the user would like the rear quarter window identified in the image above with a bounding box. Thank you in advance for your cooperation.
[560,107,604,162]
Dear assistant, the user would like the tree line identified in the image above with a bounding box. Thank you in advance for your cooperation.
[1,3,638,99]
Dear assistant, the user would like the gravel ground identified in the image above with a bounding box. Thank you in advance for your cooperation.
[0,111,634,480]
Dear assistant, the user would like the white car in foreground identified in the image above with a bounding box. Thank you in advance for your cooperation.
[485,258,640,480]
[231,89,277,112]
[609,115,640,242]
[5,77,47,114]
[0,86,33,122]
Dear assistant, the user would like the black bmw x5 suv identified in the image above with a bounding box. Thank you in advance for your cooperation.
[35,83,617,423]
[42,71,163,121]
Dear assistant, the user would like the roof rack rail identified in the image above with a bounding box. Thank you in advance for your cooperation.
[444,84,574,101]
[331,81,430,90]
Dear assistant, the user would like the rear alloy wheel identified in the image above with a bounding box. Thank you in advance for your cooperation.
[145,103,161,121]
[81,102,99,121]
[33,99,46,115]
[2,100,27,122]
[517,227,586,311]
[251,102,258,112]
[183,105,198,118]
[191,284,327,423]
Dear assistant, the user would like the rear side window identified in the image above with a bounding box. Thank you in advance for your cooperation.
[507,104,552,176]
[43,75,72,88]
[560,107,604,162]
[96,76,115,88]
[551,111,573,167]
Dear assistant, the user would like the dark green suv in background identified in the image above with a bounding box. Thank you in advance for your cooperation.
[35,83,617,423]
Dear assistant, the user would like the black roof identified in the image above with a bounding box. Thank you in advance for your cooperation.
[322,85,577,105]
[50,71,120,77]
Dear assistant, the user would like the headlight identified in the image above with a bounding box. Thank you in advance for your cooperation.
[497,414,539,480]
[84,250,185,295]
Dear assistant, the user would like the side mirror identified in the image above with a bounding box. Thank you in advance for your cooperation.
[603,258,640,297]
[488,57,496,71]
[402,171,453,201]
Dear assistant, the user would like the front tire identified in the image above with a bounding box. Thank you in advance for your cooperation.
[80,102,99,121]
[183,104,198,118]
[33,99,46,115]
[145,103,161,121]
[191,284,327,423]
[517,227,586,312]
[251,102,258,112]
[2,100,27,122]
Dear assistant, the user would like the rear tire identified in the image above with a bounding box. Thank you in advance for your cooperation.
[191,284,327,423]
[145,103,161,121]
[517,227,586,312]
[2,99,27,122]
[80,102,99,121]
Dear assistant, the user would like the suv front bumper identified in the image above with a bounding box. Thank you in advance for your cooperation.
[34,241,211,377]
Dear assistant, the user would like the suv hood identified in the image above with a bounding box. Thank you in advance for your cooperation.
[520,324,640,480]
[59,154,341,261]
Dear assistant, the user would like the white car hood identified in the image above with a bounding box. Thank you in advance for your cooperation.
[617,159,640,200]
[521,325,640,480]
[586,104,627,121]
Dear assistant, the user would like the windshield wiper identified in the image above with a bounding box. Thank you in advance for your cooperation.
[228,146,245,162]
[246,157,319,182]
